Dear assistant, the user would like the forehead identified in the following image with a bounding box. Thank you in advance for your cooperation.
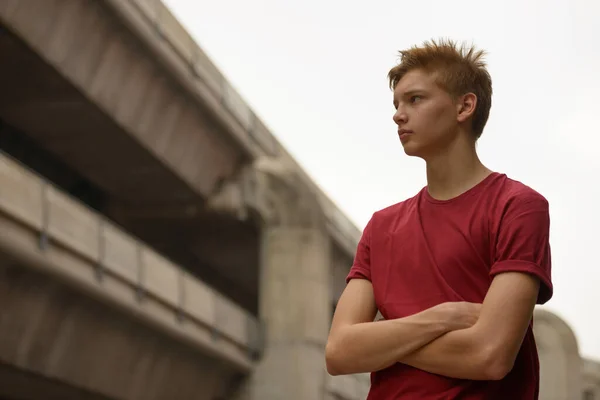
[393,69,438,95]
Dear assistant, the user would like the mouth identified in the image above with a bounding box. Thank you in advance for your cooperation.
[398,129,413,141]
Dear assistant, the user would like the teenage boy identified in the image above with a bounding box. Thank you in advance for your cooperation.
[326,39,552,400]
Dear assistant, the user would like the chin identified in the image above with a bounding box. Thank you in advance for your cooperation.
[401,142,425,158]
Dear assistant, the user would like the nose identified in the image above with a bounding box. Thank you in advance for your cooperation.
[393,107,407,126]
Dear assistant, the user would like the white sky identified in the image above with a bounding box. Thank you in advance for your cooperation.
[163,0,600,360]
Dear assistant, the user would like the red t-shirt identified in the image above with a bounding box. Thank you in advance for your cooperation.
[346,172,552,400]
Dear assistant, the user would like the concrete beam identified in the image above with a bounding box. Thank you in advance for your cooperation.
[0,0,361,259]
[0,0,243,203]
[0,152,263,374]
[0,361,111,400]
[0,259,237,400]
[102,0,362,256]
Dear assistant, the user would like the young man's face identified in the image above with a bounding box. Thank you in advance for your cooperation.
[392,68,460,159]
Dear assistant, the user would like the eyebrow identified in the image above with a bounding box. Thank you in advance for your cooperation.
[402,89,427,97]
[393,88,428,107]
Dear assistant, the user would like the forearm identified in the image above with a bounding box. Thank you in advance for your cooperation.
[400,326,495,380]
[401,273,541,381]
[326,307,450,375]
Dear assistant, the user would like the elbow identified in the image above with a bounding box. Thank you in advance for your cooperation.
[325,341,343,376]
[482,360,513,381]
[479,346,515,381]
[325,339,350,376]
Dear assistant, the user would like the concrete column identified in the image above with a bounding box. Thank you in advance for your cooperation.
[533,309,582,400]
[235,164,332,400]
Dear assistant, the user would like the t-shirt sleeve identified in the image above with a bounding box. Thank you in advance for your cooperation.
[490,192,553,304]
[346,217,373,283]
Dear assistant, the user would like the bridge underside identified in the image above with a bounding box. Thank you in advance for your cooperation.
[0,1,367,399]
[0,256,241,400]
[0,14,260,315]
[0,361,111,400]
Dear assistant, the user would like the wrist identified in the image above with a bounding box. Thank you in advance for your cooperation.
[430,303,458,331]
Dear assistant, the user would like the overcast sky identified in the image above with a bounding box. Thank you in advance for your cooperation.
[163,0,600,360]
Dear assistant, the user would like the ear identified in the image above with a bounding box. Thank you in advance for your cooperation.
[456,93,477,123]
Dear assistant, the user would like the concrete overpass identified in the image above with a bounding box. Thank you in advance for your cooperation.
[0,0,368,399]
[2,1,595,400]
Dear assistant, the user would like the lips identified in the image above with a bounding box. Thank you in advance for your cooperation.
[398,129,413,140]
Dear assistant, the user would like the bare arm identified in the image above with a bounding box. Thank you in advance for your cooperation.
[399,194,551,380]
[399,272,540,380]
[325,279,479,376]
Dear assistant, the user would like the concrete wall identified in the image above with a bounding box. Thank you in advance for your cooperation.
[0,152,263,399]
[533,308,600,400]
[0,259,237,400]
[583,359,600,400]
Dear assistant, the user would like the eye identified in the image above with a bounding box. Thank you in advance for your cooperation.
[410,95,422,104]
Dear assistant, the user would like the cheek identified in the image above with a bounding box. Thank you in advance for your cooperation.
[430,102,454,124]
[417,103,451,134]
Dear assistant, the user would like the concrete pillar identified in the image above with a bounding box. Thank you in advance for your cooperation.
[582,359,600,400]
[235,163,331,400]
[533,309,582,400]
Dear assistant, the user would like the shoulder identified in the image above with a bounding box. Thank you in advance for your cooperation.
[367,189,423,231]
[486,175,549,227]
[494,175,549,213]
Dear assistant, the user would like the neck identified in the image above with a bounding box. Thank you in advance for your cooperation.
[424,134,492,201]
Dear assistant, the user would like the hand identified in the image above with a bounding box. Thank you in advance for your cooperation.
[436,302,482,331]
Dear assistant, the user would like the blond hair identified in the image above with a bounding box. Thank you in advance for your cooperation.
[388,39,493,138]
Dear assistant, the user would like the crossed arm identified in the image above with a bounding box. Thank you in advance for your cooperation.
[326,194,550,380]
[325,271,540,380]
[399,271,540,380]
